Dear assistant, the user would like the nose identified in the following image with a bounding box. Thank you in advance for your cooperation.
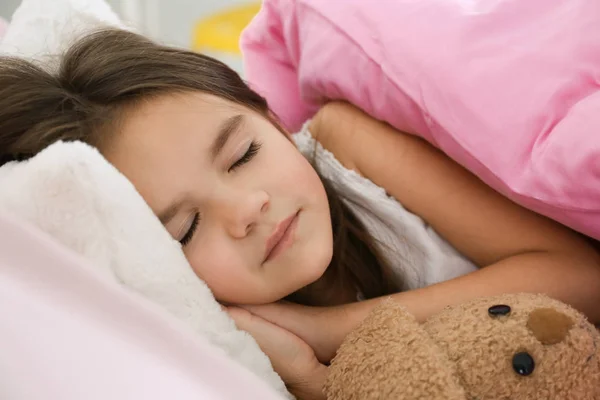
[218,188,269,238]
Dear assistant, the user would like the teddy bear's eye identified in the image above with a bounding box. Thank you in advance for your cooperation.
[488,304,511,317]
[512,352,535,376]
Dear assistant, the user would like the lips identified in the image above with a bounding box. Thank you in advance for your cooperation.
[263,211,299,263]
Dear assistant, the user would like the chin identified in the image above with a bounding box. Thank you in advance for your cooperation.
[300,242,333,287]
[266,231,333,302]
[272,256,331,303]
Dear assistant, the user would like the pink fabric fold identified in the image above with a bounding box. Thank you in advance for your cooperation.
[0,212,283,400]
[241,0,600,239]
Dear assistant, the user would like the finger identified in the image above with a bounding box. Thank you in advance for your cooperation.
[229,310,305,369]
[241,303,344,364]
[244,303,323,349]
[241,302,302,329]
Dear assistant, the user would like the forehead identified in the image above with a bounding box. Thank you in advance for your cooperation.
[104,92,245,163]
[101,92,245,204]
[122,92,241,137]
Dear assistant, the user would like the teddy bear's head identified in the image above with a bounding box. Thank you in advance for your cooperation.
[424,293,600,399]
[325,293,600,400]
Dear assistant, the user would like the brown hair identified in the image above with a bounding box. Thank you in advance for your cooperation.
[0,29,398,305]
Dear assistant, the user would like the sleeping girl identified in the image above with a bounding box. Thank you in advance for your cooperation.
[0,29,598,399]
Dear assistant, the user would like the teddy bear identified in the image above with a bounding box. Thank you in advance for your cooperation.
[324,293,600,400]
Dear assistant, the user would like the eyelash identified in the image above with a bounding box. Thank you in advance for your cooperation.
[229,141,262,172]
[179,213,199,247]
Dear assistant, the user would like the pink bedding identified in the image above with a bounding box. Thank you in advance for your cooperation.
[241,0,600,240]
[0,212,283,399]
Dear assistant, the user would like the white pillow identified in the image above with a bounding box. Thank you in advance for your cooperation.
[0,0,125,71]
[0,0,289,397]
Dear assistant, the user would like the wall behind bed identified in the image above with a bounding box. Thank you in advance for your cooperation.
[0,0,19,19]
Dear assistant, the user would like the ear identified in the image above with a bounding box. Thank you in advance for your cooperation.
[324,299,466,400]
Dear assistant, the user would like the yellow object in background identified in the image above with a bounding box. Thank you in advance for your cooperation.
[192,3,261,56]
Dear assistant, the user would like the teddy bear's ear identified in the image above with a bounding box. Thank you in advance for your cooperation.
[526,307,574,345]
[324,299,466,400]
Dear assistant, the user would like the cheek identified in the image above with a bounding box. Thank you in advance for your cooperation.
[185,237,254,302]
[269,147,325,199]
[186,240,244,297]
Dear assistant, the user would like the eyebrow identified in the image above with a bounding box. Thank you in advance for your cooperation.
[210,114,244,162]
[158,198,185,225]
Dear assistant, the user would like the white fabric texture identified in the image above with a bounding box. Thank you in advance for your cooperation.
[294,125,477,291]
[0,0,289,396]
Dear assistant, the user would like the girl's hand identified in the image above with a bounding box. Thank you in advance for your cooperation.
[239,301,370,364]
[226,306,328,399]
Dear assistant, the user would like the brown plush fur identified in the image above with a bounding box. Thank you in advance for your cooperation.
[325,294,600,400]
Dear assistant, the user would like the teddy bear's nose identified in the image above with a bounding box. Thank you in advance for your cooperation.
[526,307,574,345]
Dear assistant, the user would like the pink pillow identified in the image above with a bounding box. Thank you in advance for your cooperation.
[241,0,600,240]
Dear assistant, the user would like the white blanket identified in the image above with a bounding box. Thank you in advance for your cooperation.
[0,0,289,397]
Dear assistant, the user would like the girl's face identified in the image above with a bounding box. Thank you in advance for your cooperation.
[104,92,333,304]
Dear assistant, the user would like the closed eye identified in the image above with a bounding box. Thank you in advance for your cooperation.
[229,141,261,172]
[179,212,200,247]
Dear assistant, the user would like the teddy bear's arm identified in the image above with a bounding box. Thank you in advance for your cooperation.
[324,299,466,400]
